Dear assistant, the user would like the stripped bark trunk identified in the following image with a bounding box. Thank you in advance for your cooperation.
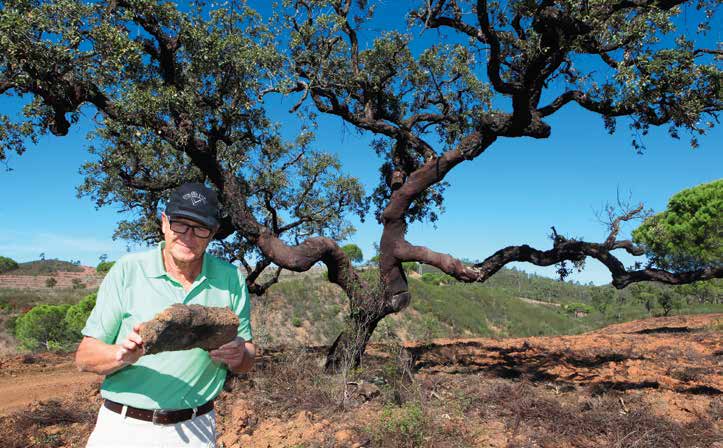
[324,307,384,372]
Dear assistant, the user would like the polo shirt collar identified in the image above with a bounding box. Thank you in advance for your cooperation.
[145,242,213,281]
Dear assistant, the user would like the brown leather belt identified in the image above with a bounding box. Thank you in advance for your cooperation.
[104,399,214,425]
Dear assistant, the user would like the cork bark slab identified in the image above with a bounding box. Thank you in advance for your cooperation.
[139,304,239,355]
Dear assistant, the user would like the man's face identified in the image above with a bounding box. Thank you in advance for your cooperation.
[161,213,215,264]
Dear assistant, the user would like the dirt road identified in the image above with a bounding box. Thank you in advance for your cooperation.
[0,360,99,415]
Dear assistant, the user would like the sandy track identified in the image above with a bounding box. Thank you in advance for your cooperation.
[0,364,99,415]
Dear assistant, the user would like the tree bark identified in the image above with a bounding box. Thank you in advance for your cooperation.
[324,306,384,372]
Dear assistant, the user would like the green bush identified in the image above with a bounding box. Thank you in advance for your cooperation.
[12,293,96,351]
[402,262,419,274]
[658,290,683,316]
[371,403,426,447]
[96,261,115,275]
[564,303,593,315]
[14,304,73,351]
[420,272,454,285]
[45,277,57,288]
[64,293,97,338]
[71,278,86,289]
[291,316,303,327]
[0,256,19,274]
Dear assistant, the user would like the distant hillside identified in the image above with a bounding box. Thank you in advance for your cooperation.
[249,268,723,348]
[0,265,720,355]
[0,259,101,290]
[11,259,84,276]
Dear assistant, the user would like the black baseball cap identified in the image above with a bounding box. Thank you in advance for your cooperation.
[165,182,220,229]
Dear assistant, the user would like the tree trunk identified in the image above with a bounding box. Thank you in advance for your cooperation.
[325,308,385,372]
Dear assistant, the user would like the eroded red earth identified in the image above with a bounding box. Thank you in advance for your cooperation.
[1,314,720,447]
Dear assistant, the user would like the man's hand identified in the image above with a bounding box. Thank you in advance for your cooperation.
[209,337,254,373]
[115,324,144,366]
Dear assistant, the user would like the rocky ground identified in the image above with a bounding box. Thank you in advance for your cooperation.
[0,314,720,447]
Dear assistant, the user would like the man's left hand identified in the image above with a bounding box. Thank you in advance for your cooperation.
[209,337,248,372]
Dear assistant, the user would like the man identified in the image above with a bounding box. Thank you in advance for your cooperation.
[76,182,255,447]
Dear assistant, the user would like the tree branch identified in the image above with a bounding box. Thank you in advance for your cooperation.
[471,237,722,289]
[394,240,481,281]
[247,265,283,296]
[117,0,180,86]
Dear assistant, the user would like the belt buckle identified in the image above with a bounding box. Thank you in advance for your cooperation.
[151,409,167,425]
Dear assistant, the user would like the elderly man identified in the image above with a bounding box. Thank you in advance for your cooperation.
[76,182,255,447]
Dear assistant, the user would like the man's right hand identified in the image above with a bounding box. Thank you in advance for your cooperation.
[115,324,144,366]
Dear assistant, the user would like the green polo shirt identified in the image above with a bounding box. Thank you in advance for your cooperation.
[82,243,252,410]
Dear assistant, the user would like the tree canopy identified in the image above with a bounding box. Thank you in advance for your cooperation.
[342,244,364,264]
[1,0,721,367]
[633,179,722,272]
[0,255,18,273]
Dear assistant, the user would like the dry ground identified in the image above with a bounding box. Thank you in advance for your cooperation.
[0,314,720,448]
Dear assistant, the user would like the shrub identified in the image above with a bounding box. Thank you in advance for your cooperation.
[658,290,683,316]
[402,262,419,274]
[45,277,57,288]
[96,261,115,275]
[0,256,19,274]
[64,293,97,338]
[71,278,86,289]
[14,304,73,351]
[291,316,303,327]
[564,303,593,315]
[371,402,426,447]
[420,272,454,285]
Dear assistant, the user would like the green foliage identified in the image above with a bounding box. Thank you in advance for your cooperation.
[0,288,92,309]
[591,287,616,315]
[673,279,723,305]
[371,403,425,447]
[628,283,658,314]
[341,244,363,264]
[402,262,419,274]
[420,272,454,285]
[658,290,683,317]
[96,261,115,275]
[0,256,19,274]
[291,316,302,327]
[64,293,96,337]
[11,292,95,351]
[0,0,368,263]
[71,278,86,289]
[45,277,57,288]
[14,304,72,351]
[633,180,722,272]
[564,303,593,315]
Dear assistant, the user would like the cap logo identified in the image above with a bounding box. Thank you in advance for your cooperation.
[183,191,207,206]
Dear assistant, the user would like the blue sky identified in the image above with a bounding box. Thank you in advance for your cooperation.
[0,2,721,285]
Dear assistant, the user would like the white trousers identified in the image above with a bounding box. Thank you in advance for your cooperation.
[86,404,217,448]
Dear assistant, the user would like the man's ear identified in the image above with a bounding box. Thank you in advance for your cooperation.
[160,212,168,234]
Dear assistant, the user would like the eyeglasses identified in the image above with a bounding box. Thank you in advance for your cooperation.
[169,220,213,239]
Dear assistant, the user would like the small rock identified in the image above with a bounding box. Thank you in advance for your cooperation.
[335,429,353,443]
[356,382,380,401]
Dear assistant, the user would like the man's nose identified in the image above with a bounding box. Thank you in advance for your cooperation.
[178,230,197,244]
